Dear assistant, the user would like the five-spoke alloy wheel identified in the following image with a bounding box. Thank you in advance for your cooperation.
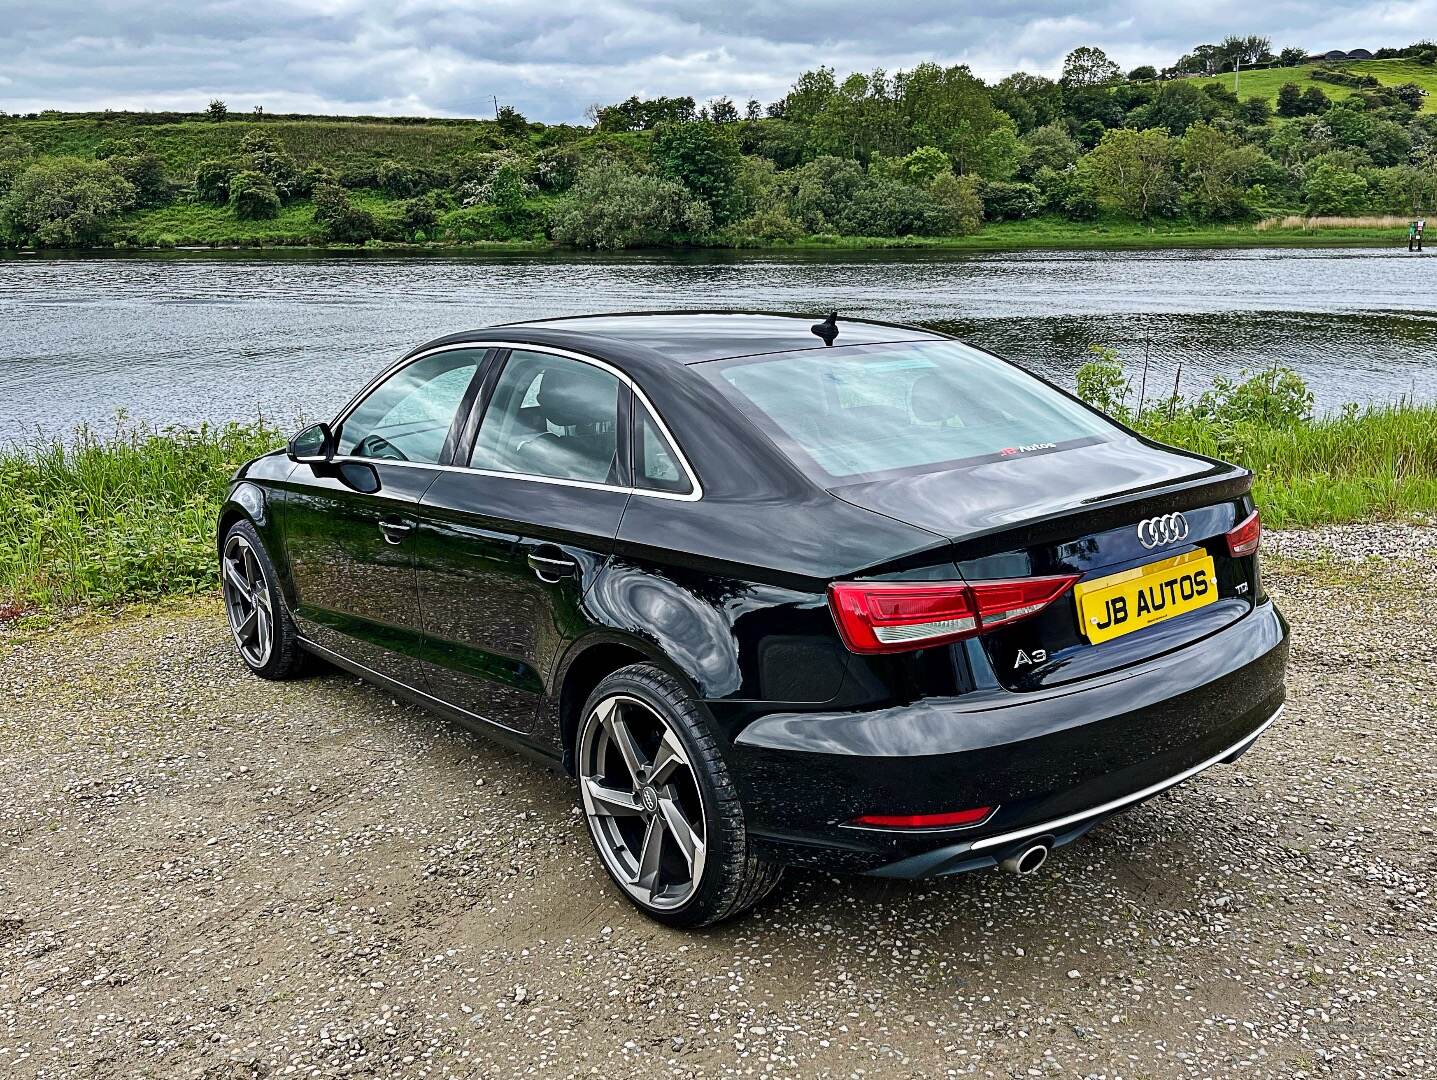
[220,519,305,680]
[223,532,275,669]
[576,664,783,927]
[579,693,708,911]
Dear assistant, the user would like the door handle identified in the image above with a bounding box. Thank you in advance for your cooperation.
[378,519,413,545]
[527,549,577,583]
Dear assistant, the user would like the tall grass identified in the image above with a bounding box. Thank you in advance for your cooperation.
[1139,404,1437,526]
[1255,214,1412,231]
[0,419,283,613]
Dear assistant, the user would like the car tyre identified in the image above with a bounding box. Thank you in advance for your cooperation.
[577,663,784,928]
[221,519,306,680]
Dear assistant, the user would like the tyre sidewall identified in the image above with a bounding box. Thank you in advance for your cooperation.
[578,664,755,928]
[223,518,302,680]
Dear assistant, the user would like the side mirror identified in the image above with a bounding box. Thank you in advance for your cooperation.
[287,422,334,464]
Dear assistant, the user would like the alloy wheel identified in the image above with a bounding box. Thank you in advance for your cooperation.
[222,533,274,668]
[578,694,708,911]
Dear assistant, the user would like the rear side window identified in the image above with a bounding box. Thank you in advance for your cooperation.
[703,341,1116,481]
[632,401,693,495]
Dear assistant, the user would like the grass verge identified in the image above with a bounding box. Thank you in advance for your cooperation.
[1,401,1433,615]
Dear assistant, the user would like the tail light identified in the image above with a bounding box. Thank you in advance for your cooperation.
[1226,509,1261,557]
[828,575,1079,654]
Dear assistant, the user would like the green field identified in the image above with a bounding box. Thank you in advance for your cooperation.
[0,115,499,175]
[1192,58,1437,112]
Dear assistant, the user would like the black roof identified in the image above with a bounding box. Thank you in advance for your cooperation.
[500,311,943,365]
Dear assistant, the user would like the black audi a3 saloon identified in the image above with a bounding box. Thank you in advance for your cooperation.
[217,312,1288,926]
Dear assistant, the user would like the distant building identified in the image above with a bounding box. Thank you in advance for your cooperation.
[1310,48,1373,61]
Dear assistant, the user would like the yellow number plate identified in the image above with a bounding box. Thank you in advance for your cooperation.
[1073,549,1217,644]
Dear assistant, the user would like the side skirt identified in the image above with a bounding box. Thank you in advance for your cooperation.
[298,638,565,769]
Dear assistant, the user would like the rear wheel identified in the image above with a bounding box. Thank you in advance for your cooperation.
[577,664,783,928]
[221,520,305,680]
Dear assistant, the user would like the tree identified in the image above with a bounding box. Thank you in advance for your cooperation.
[1136,80,1216,136]
[549,161,712,248]
[1061,46,1122,88]
[1302,163,1368,213]
[1278,46,1308,66]
[1178,122,1264,218]
[495,105,529,138]
[704,96,739,124]
[1276,82,1305,117]
[650,121,744,224]
[312,184,377,242]
[1218,35,1272,68]
[780,155,865,232]
[991,72,1062,132]
[897,63,1020,178]
[1079,127,1177,218]
[1238,96,1273,124]
[1128,65,1159,82]
[594,95,696,132]
[744,99,762,121]
[929,172,984,234]
[774,67,838,124]
[1020,123,1080,176]
[227,170,280,220]
[0,157,134,246]
[398,193,443,238]
[1299,86,1330,114]
[207,99,228,122]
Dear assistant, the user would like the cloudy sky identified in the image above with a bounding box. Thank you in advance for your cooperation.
[2,1,1434,122]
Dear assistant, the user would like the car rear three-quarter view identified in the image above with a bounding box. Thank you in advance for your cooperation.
[216,312,1289,927]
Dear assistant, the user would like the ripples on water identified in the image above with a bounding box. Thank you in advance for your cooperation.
[2,246,1435,442]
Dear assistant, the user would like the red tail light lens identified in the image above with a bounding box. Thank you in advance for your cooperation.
[828,574,1079,654]
[1226,509,1261,557]
[851,806,994,829]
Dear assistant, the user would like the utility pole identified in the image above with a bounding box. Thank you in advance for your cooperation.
[1234,57,1240,95]
[492,95,499,118]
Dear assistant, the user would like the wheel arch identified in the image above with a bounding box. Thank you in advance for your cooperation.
[554,631,703,775]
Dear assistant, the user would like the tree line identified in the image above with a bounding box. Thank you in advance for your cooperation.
[2,38,1436,249]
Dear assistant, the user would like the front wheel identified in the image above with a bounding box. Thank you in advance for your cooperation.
[576,664,783,928]
[220,519,306,680]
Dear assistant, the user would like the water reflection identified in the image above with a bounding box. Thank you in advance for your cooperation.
[2,246,1434,441]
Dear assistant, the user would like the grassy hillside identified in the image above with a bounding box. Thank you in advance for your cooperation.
[1192,59,1437,112]
[0,115,513,174]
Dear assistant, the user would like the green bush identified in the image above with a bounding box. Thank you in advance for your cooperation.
[311,183,377,242]
[837,177,949,237]
[981,179,1043,221]
[226,170,280,220]
[193,159,237,205]
[550,161,712,248]
[0,157,134,246]
[1302,163,1368,213]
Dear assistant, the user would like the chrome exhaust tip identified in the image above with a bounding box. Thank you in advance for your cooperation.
[1000,841,1050,876]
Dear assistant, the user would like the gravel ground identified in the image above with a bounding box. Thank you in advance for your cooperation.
[1,525,1434,1079]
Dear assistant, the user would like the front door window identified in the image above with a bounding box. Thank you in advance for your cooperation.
[338,348,485,464]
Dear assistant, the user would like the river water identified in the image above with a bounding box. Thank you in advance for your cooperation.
[3,246,1435,443]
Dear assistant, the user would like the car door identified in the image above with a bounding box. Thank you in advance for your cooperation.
[281,345,490,685]
[412,347,631,745]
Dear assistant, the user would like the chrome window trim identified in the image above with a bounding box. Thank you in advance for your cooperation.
[328,340,703,502]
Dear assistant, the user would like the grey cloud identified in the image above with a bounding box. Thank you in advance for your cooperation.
[1,0,1433,121]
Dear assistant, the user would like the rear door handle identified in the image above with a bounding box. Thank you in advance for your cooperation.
[378,519,413,545]
[527,549,577,583]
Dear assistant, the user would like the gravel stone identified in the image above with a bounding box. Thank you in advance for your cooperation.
[1,524,1434,1078]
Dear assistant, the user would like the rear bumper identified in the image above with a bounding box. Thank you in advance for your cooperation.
[726,598,1289,876]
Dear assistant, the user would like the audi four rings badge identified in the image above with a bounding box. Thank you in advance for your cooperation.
[1136,513,1190,548]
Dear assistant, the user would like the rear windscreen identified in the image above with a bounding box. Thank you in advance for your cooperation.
[702,340,1118,481]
